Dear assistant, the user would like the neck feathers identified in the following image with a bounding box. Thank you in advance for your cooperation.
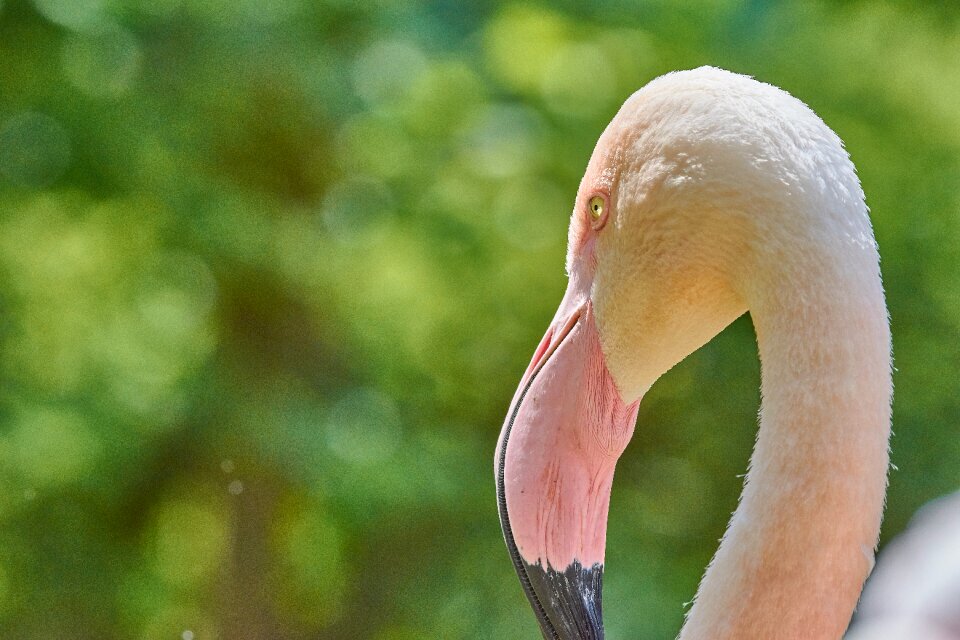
[680,223,892,639]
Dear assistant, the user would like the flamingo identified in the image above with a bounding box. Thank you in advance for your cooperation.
[846,491,960,639]
[495,67,892,640]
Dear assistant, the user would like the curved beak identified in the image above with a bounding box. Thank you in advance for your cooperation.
[495,276,640,639]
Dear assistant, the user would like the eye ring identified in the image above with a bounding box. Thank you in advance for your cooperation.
[588,194,607,229]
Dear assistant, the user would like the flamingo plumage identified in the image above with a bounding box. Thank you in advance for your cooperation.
[495,67,892,639]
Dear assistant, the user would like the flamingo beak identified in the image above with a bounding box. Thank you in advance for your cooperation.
[495,283,640,639]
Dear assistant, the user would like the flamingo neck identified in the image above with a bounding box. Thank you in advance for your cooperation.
[678,258,892,640]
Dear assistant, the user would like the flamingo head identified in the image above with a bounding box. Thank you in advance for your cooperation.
[494,67,843,638]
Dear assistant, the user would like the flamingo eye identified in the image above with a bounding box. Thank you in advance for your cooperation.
[588,195,606,227]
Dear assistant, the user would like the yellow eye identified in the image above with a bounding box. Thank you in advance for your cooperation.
[589,195,605,221]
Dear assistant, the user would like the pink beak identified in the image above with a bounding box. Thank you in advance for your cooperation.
[495,271,640,639]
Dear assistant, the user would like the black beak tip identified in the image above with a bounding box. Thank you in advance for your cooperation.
[524,559,605,640]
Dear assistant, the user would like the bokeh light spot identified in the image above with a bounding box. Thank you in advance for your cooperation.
[461,104,543,178]
[281,512,342,583]
[541,43,616,119]
[484,5,570,93]
[61,25,142,98]
[32,0,104,31]
[352,40,427,107]
[325,388,401,465]
[274,507,347,627]
[137,251,218,342]
[96,249,218,422]
[0,113,71,187]
[11,407,101,487]
[403,61,486,136]
[151,497,229,588]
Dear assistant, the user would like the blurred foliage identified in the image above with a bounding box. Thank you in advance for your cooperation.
[0,0,958,638]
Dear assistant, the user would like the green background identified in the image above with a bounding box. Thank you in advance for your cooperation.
[0,0,957,638]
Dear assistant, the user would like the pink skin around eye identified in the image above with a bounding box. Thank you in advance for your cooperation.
[566,184,611,267]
